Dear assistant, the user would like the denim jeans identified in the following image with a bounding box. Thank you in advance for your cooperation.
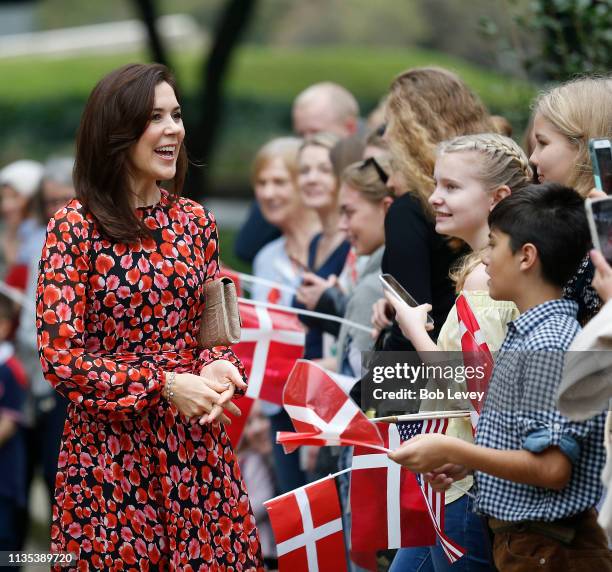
[390,492,495,572]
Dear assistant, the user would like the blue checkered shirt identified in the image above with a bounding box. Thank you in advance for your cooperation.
[475,299,606,521]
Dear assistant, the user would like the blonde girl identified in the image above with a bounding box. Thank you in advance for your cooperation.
[530,75,612,324]
[373,67,498,351]
[531,75,612,196]
[387,133,532,572]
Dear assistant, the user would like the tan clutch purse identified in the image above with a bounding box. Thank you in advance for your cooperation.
[200,277,241,348]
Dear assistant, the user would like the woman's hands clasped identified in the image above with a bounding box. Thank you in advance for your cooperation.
[164,360,247,426]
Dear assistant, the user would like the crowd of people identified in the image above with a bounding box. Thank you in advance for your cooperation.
[0,59,610,571]
[236,70,612,571]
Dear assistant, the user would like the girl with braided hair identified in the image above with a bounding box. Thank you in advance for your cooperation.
[373,67,499,352]
[386,133,533,572]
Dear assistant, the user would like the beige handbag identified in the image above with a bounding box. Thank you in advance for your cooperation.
[200,277,241,348]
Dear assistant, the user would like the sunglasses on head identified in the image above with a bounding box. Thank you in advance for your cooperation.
[359,156,389,184]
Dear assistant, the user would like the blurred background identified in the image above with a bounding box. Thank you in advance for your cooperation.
[3,1,610,223]
[0,0,609,561]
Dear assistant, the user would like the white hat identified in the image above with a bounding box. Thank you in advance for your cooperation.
[0,160,44,198]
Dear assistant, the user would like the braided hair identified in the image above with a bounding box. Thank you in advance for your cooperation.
[438,133,533,291]
[437,133,533,195]
[386,67,497,212]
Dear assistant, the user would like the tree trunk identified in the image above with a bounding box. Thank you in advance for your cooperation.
[132,0,169,67]
[185,0,257,199]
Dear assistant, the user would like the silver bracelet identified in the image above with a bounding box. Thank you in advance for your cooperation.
[165,371,176,401]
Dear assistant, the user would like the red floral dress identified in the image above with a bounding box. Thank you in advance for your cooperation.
[36,191,264,571]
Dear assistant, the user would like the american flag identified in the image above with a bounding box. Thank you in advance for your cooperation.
[396,419,466,563]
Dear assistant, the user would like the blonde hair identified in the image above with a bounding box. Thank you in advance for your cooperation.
[386,67,497,212]
[251,136,302,185]
[342,155,395,203]
[533,76,612,196]
[437,133,533,291]
[437,133,533,195]
[366,94,388,130]
[490,115,513,137]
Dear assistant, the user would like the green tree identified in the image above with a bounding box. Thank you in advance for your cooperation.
[487,0,612,81]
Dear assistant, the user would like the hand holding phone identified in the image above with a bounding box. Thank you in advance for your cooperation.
[379,274,434,325]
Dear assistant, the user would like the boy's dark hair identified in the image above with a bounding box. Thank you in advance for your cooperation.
[488,183,590,287]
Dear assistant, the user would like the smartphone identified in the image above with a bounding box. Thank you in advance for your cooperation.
[589,138,612,195]
[379,273,434,325]
[585,197,612,264]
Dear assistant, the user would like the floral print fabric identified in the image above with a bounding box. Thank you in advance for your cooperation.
[37,190,263,571]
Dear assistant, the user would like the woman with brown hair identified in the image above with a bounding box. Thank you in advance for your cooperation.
[36,64,263,570]
[294,132,351,361]
[373,67,498,353]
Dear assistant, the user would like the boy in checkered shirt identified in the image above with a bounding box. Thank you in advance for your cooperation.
[390,184,611,571]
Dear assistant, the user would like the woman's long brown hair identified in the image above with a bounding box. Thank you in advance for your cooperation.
[74,63,188,242]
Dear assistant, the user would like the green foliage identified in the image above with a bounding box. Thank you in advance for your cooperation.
[260,0,428,46]
[0,45,533,108]
[487,0,612,81]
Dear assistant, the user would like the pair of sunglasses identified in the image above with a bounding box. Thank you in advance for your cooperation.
[359,156,389,184]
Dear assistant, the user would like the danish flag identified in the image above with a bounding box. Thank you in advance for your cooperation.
[264,476,347,572]
[351,423,437,554]
[276,360,385,453]
[397,419,466,564]
[225,302,305,446]
[456,293,494,415]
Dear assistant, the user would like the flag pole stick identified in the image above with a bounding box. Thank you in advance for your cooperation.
[238,297,373,334]
[370,411,473,423]
[264,467,353,505]
[237,273,297,295]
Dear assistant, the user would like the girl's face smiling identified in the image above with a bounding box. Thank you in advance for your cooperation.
[338,184,388,256]
[530,113,578,186]
[129,81,185,190]
[429,151,493,246]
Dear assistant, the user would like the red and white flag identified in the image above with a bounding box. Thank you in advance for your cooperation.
[397,419,466,564]
[277,360,385,453]
[264,476,347,572]
[351,423,437,553]
[225,302,305,446]
[456,293,494,416]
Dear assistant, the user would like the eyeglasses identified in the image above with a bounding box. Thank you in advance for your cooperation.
[359,156,389,184]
